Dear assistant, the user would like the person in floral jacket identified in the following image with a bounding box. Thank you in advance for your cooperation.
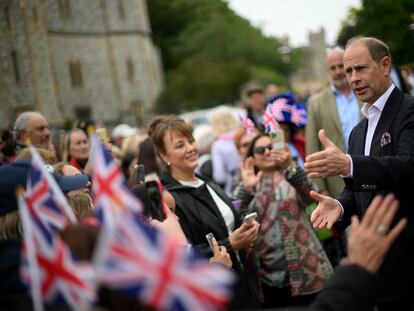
[235,133,333,309]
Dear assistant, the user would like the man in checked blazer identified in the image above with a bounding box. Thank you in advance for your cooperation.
[305,37,414,311]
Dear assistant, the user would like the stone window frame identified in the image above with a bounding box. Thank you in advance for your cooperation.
[117,0,126,20]
[126,57,135,83]
[69,59,83,88]
[4,6,12,32]
[11,50,20,83]
[58,0,71,19]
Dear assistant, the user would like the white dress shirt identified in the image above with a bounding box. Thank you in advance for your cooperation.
[342,84,395,178]
[361,84,395,155]
[336,84,395,215]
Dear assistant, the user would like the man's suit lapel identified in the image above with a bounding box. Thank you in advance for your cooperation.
[354,120,368,155]
[369,87,403,156]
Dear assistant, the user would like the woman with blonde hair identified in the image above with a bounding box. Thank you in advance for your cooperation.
[207,106,241,196]
[68,192,94,221]
[61,128,89,171]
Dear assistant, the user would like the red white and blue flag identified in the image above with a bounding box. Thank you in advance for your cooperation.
[90,136,234,311]
[90,136,142,217]
[263,105,280,133]
[101,211,234,311]
[19,147,95,311]
[291,104,307,127]
[26,146,76,239]
[238,114,255,133]
[268,97,293,122]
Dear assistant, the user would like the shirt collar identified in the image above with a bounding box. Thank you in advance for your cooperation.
[330,84,356,99]
[361,84,395,118]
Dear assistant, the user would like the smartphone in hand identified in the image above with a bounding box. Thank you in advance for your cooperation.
[206,232,216,252]
[243,212,258,225]
[270,129,285,150]
[135,164,145,184]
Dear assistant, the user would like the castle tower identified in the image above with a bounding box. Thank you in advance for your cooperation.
[0,0,163,127]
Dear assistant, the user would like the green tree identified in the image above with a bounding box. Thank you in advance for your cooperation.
[147,0,287,113]
[337,0,414,64]
[336,8,360,47]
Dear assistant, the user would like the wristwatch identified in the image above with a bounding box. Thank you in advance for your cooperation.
[285,162,297,179]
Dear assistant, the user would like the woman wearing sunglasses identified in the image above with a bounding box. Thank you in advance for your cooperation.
[148,115,261,310]
[237,132,333,309]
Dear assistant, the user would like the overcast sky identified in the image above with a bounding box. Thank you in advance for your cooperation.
[226,0,361,47]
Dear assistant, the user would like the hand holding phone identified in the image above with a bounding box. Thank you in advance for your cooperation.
[270,129,285,150]
[135,164,145,184]
[206,232,216,252]
[243,212,258,225]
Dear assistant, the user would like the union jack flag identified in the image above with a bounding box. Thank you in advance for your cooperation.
[89,137,234,311]
[239,114,255,133]
[263,105,280,133]
[19,148,95,311]
[26,147,77,242]
[90,135,142,217]
[101,211,234,311]
[291,104,307,127]
[268,97,293,122]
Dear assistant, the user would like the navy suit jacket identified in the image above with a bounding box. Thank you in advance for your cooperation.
[337,86,414,302]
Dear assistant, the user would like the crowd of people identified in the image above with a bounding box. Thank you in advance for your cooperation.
[1,36,414,311]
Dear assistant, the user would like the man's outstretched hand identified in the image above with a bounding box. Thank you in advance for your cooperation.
[310,191,342,229]
[305,129,351,178]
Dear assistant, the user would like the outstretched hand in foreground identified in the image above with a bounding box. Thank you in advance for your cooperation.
[347,194,407,273]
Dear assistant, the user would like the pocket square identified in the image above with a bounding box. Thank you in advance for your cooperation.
[381,132,392,147]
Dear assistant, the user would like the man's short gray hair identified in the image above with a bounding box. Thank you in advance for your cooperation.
[13,112,33,133]
[326,46,345,55]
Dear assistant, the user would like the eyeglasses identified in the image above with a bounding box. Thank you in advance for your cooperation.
[253,144,273,155]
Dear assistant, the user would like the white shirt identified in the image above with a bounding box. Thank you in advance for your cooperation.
[179,178,235,234]
[361,84,395,155]
[342,84,395,178]
[337,84,395,214]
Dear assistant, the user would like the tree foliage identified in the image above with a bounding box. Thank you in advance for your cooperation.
[147,0,287,113]
[337,0,414,64]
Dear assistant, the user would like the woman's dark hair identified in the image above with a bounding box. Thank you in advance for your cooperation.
[281,121,296,141]
[138,138,160,175]
[132,181,165,221]
[245,133,269,159]
[131,183,152,218]
[245,133,269,174]
[121,151,136,182]
[1,129,16,158]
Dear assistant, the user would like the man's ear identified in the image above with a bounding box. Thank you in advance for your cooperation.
[381,56,392,75]
[18,129,26,141]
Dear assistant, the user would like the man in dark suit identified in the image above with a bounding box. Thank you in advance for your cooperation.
[304,36,414,310]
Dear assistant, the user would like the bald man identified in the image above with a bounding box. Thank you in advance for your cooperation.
[14,111,50,149]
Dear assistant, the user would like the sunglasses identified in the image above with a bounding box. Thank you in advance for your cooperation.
[253,144,273,155]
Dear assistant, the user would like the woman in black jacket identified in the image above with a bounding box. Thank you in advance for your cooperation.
[148,115,260,310]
